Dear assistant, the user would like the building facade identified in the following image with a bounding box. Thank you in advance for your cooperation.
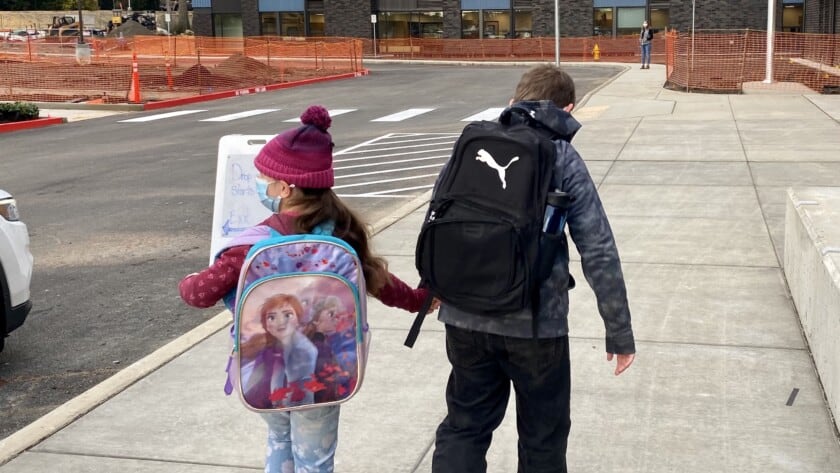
[189,0,836,38]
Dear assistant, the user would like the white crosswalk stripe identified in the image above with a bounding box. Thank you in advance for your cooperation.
[332,132,458,198]
[461,107,505,122]
[117,107,512,125]
[118,110,207,122]
[199,109,279,122]
[333,173,442,190]
[372,108,435,122]
[334,154,449,170]
[283,109,357,122]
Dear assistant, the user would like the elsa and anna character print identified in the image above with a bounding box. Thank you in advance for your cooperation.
[238,277,359,410]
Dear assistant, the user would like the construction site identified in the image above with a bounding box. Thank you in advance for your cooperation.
[0,8,838,105]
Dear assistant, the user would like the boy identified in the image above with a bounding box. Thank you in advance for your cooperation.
[432,64,636,473]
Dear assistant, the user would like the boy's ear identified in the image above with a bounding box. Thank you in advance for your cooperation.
[509,98,515,106]
[563,103,575,113]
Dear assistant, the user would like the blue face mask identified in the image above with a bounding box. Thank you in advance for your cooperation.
[255,177,281,212]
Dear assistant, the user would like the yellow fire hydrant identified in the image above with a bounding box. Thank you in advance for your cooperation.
[592,44,601,61]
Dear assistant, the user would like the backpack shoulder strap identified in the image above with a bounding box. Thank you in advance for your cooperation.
[216,225,273,259]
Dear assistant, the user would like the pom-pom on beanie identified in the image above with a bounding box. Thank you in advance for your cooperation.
[254,105,335,189]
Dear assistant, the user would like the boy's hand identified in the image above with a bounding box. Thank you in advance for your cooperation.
[607,353,635,376]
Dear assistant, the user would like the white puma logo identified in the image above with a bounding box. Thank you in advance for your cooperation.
[476,149,519,189]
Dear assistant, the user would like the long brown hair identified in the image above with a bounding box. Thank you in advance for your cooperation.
[290,188,390,295]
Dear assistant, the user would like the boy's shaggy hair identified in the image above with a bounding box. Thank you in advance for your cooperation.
[513,64,576,108]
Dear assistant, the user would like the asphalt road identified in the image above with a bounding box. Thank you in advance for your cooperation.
[0,63,623,440]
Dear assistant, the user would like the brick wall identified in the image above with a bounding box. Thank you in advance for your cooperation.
[191,8,212,36]
[241,0,260,36]
[669,0,780,31]
[185,0,831,38]
[442,0,460,38]
[325,0,371,37]
[532,0,593,37]
[805,0,840,33]
[804,0,820,32]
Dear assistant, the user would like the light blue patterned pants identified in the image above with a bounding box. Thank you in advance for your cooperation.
[260,406,340,473]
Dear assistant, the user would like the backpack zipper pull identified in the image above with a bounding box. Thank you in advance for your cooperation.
[429,200,453,222]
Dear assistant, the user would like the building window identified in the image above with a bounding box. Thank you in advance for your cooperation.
[616,7,645,36]
[483,10,510,38]
[594,7,613,37]
[280,12,305,35]
[214,14,243,37]
[308,12,324,36]
[650,6,669,31]
[514,10,532,38]
[261,12,279,35]
[782,3,803,32]
[461,9,510,38]
[378,12,444,39]
[260,12,305,36]
[462,10,479,38]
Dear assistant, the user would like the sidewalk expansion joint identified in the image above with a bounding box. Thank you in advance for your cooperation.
[30,450,262,471]
[571,335,808,352]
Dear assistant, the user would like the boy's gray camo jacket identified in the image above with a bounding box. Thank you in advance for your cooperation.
[437,100,636,354]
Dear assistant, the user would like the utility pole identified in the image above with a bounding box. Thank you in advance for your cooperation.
[75,0,91,65]
[77,0,84,44]
[554,0,560,65]
[763,0,775,83]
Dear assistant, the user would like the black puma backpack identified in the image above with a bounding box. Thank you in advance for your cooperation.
[405,105,569,347]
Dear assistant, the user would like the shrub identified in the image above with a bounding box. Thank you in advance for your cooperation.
[0,102,40,123]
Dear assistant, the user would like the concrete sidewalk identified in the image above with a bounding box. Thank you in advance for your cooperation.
[2,63,840,472]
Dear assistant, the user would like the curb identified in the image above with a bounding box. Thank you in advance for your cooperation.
[0,310,231,466]
[0,187,430,467]
[141,70,370,111]
[576,63,631,108]
[0,117,66,134]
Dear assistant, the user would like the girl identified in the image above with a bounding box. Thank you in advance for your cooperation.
[179,105,435,473]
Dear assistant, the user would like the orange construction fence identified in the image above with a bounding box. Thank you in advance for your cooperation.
[665,30,840,94]
[0,36,365,104]
[364,35,666,64]
[3,32,838,103]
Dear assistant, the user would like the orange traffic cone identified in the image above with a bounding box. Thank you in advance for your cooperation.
[128,51,142,103]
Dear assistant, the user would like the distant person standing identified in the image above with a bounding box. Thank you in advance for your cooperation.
[640,20,653,69]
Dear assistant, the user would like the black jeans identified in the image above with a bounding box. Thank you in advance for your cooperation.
[432,325,571,473]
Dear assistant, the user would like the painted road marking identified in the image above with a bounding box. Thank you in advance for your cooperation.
[461,107,505,122]
[339,184,435,198]
[334,154,449,170]
[118,110,207,122]
[334,147,454,163]
[333,173,442,190]
[372,108,436,122]
[283,109,357,122]
[336,163,444,180]
[199,109,280,122]
[332,132,459,197]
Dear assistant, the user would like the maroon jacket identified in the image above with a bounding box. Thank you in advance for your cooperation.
[179,212,428,313]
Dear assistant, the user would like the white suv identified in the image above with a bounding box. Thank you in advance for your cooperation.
[0,189,33,353]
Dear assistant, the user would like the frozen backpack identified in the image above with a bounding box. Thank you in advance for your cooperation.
[219,223,369,412]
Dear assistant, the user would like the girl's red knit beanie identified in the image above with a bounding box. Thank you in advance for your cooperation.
[254,105,335,189]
